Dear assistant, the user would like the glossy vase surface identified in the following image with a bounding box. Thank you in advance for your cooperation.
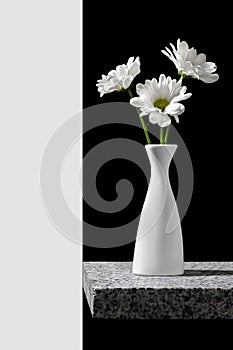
[132,145,184,276]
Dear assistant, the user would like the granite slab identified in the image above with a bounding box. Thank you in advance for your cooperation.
[83,262,233,319]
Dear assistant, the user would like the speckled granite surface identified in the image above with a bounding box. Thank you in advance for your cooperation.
[83,262,233,319]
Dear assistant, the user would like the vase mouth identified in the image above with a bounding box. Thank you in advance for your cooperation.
[145,144,177,148]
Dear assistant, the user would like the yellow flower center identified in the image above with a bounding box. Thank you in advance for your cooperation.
[153,98,169,111]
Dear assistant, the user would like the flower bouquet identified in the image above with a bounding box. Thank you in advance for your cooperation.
[96,40,219,275]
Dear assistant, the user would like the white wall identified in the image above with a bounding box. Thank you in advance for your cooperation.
[0,1,82,349]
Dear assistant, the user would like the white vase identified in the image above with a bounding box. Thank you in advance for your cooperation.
[132,144,184,276]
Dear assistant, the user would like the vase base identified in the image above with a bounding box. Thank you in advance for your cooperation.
[132,269,184,277]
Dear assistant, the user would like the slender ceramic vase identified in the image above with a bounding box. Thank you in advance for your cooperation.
[132,144,184,276]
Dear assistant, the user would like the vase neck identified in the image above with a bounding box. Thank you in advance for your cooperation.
[145,145,177,170]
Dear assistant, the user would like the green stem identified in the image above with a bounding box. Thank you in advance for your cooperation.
[179,71,186,80]
[127,88,151,144]
[164,125,170,144]
[160,127,164,144]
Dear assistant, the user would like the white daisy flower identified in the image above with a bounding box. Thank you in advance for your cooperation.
[130,74,192,127]
[96,57,141,97]
[162,39,219,83]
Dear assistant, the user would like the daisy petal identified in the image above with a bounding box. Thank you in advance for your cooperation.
[149,111,160,124]
[193,53,206,65]
[116,65,126,78]
[136,83,144,95]
[123,75,133,89]
[202,62,216,70]
[165,103,185,116]
[130,97,145,108]
[170,42,176,52]
[202,62,217,74]
[173,115,179,123]
[178,41,189,59]
[171,92,192,103]
[199,73,219,83]
[140,111,149,117]
[158,114,171,127]
[127,57,134,67]
[161,49,171,58]
[128,61,140,77]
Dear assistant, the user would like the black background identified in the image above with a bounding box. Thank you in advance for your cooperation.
[83,1,232,347]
